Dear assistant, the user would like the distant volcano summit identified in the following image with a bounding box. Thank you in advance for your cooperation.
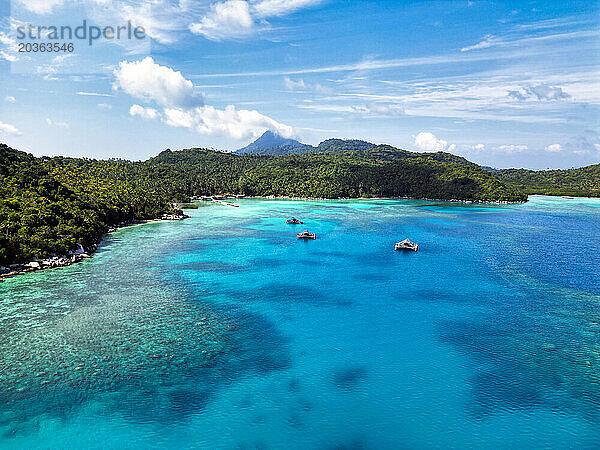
[235,131,314,155]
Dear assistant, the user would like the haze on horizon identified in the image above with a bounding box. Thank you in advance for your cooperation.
[0,0,598,170]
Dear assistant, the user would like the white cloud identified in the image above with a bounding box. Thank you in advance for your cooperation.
[0,50,18,62]
[14,0,65,14]
[413,132,450,152]
[113,57,202,108]
[164,105,293,140]
[299,102,404,116]
[116,58,294,140]
[545,143,562,153]
[461,34,497,52]
[190,0,321,40]
[473,143,485,150]
[52,54,74,65]
[0,32,14,47]
[130,104,160,120]
[508,83,570,101]
[284,77,307,90]
[77,91,113,97]
[343,103,405,116]
[5,96,16,104]
[253,0,320,17]
[0,31,18,62]
[460,29,599,53]
[0,121,21,136]
[189,0,255,41]
[284,77,332,94]
[98,103,112,110]
[46,118,70,129]
[497,144,528,153]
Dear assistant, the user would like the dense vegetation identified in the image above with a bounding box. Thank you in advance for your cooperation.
[496,165,600,197]
[146,144,523,200]
[1,140,527,265]
[0,146,105,265]
[0,145,180,266]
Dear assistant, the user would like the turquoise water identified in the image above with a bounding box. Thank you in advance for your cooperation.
[0,196,599,448]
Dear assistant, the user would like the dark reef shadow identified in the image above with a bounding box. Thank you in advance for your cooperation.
[436,316,600,424]
[0,285,293,436]
[332,366,369,390]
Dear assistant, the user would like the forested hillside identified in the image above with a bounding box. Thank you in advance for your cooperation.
[146,147,521,200]
[1,141,527,266]
[0,145,178,266]
[497,165,600,197]
[0,146,105,265]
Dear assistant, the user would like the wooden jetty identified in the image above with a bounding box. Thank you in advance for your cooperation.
[212,199,239,208]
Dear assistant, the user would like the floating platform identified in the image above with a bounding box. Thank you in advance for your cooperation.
[395,239,418,251]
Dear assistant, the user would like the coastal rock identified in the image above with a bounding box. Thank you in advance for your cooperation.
[69,243,86,256]
[26,262,40,269]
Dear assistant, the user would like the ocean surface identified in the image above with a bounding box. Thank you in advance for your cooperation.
[0,196,599,449]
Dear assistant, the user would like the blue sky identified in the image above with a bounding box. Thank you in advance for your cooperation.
[0,0,598,169]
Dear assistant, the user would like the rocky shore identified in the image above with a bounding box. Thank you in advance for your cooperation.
[0,244,94,280]
[0,214,189,282]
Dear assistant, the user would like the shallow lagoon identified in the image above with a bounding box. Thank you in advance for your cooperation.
[0,196,599,448]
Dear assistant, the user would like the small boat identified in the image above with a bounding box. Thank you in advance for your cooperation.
[395,239,418,251]
[297,230,316,240]
[286,217,303,224]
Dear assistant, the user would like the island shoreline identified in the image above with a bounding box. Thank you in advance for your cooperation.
[0,217,184,282]
[0,194,533,282]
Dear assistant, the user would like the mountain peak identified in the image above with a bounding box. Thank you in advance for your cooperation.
[236,130,307,155]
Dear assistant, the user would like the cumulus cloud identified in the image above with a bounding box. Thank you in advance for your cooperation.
[164,105,293,140]
[129,104,160,120]
[5,96,16,103]
[116,58,293,140]
[413,132,450,152]
[508,83,570,101]
[473,143,485,150]
[189,0,255,41]
[113,57,202,108]
[0,121,21,136]
[544,143,562,153]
